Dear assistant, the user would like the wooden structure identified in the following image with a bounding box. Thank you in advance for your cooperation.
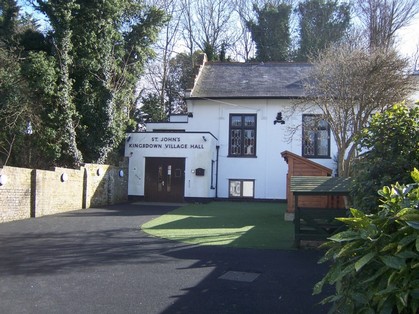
[291,176,352,247]
[282,150,346,213]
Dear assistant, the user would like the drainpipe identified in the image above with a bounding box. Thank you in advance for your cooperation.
[215,145,220,199]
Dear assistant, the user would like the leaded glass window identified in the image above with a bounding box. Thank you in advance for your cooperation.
[302,115,330,158]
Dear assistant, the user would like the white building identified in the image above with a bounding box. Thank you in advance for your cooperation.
[125,55,338,202]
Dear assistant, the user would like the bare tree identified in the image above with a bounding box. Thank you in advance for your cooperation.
[142,0,240,119]
[233,0,256,61]
[143,0,184,114]
[414,42,419,71]
[180,0,237,61]
[179,0,195,61]
[301,43,415,177]
[355,0,419,51]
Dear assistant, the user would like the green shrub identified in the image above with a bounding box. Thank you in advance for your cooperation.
[351,103,419,213]
[314,168,419,314]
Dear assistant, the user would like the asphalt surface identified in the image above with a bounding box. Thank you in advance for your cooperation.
[0,203,332,314]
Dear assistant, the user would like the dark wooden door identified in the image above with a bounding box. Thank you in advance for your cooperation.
[145,157,185,202]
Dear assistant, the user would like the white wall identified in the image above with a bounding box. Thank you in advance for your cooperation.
[125,132,218,198]
[184,98,338,199]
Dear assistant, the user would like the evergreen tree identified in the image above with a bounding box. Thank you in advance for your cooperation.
[0,0,50,168]
[33,0,165,165]
[0,0,19,45]
[36,0,83,167]
[247,2,292,62]
[139,93,167,123]
[295,0,351,61]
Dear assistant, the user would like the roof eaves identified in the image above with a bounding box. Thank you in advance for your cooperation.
[185,96,306,100]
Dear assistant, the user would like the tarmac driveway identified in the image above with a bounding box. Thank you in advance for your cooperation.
[0,203,331,314]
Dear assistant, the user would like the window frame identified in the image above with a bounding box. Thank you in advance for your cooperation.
[302,114,331,158]
[228,114,257,157]
[229,179,255,198]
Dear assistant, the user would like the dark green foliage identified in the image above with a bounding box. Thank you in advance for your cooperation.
[295,0,351,61]
[0,48,30,166]
[22,51,62,167]
[247,3,292,62]
[0,51,49,167]
[219,42,228,62]
[315,169,419,313]
[351,103,419,213]
[18,28,50,54]
[202,41,217,61]
[0,0,19,45]
[36,0,83,167]
[0,1,39,166]
[67,0,166,164]
[139,93,167,123]
[165,51,201,111]
[0,0,165,167]
[1,0,50,52]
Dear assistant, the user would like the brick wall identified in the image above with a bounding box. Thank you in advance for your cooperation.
[34,167,85,217]
[83,164,128,208]
[0,167,32,223]
[0,161,128,223]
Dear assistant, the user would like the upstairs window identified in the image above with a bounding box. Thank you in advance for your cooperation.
[302,114,330,158]
[229,114,257,157]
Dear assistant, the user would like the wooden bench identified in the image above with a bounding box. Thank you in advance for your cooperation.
[290,176,352,248]
[294,207,347,247]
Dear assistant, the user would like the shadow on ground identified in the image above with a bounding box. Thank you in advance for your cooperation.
[160,245,332,314]
[0,204,179,276]
[0,203,332,314]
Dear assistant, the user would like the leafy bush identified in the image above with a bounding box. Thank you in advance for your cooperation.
[314,168,419,313]
[351,103,419,213]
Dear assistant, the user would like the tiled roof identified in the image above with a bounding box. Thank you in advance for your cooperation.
[189,62,312,99]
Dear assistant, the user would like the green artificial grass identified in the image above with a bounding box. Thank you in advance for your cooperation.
[141,202,294,250]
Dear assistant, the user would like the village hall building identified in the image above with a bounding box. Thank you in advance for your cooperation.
[125,55,338,203]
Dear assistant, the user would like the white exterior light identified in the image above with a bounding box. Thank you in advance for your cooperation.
[61,173,68,182]
[0,174,7,186]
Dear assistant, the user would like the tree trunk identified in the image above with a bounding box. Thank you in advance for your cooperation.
[58,29,83,167]
[96,89,116,164]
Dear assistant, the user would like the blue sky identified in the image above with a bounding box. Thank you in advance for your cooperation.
[18,0,49,30]
[16,0,419,61]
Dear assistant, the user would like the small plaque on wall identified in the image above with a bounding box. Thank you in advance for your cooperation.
[195,168,205,176]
